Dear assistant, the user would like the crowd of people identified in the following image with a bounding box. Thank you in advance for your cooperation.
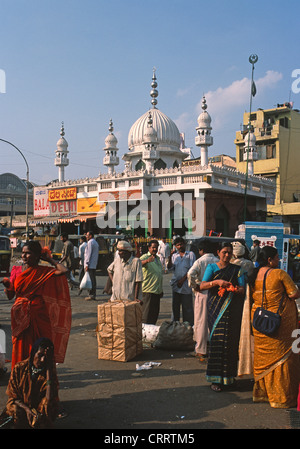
[1,231,300,428]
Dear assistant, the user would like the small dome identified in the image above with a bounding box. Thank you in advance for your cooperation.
[56,137,68,148]
[143,111,158,144]
[103,119,118,150]
[105,133,118,148]
[197,96,212,128]
[56,122,68,149]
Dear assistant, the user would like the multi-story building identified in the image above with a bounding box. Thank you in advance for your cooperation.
[235,103,300,234]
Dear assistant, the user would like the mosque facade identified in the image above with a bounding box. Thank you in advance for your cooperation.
[32,70,275,239]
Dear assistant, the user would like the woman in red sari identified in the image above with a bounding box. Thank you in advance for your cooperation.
[2,241,72,370]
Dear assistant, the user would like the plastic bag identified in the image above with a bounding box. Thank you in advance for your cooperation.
[79,271,92,290]
[142,324,160,343]
[153,320,194,350]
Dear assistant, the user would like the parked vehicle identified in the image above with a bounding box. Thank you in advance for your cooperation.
[50,234,126,272]
[185,235,250,259]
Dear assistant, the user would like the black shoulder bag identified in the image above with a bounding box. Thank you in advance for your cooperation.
[252,268,285,337]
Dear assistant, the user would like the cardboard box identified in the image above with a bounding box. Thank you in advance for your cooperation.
[97,300,143,362]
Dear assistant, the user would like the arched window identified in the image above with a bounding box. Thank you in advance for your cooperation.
[173,160,179,169]
[135,159,146,171]
[154,159,167,170]
[215,205,229,236]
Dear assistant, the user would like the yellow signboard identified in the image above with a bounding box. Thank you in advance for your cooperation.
[77,197,106,214]
[49,187,77,202]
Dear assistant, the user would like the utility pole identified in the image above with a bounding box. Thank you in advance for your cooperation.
[243,54,258,222]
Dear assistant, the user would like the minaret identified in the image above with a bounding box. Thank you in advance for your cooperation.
[142,111,158,171]
[195,96,213,166]
[55,122,69,182]
[103,119,119,175]
[243,125,257,175]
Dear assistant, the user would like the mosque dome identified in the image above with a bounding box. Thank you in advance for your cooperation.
[128,69,181,152]
[128,107,180,150]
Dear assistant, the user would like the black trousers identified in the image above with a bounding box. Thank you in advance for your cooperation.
[88,268,97,298]
[142,292,161,325]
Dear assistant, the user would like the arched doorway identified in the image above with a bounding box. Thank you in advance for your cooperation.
[215,205,229,236]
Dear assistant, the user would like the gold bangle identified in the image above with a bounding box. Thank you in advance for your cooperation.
[210,281,213,287]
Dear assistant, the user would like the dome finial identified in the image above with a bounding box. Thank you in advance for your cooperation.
[150,67,158,108]
[147,110,153,127]
[60,121,65,137]
[108,118,114,133]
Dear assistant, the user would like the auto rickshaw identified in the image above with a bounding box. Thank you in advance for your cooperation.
[95,234,126,271]
[0,235,11,276]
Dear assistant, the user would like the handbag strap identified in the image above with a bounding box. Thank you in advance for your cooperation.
[261,268,285,313]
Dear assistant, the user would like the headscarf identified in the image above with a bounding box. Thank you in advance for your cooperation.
[117,240,133,252]
[232,241,245,258]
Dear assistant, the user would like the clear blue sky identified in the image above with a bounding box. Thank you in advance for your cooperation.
[0,0,299,185]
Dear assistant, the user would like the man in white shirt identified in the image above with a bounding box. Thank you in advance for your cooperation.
[84,231,99,301]
[107,240,143,302]
[168,237,196,325]
[187,240,218,360]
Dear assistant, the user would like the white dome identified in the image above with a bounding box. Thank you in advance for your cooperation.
[56,123,68,149]
[56,136,68,149]
[197,110,212,128]
[128,108,181,151]
[197,96,212,129]
[104,133,118,149]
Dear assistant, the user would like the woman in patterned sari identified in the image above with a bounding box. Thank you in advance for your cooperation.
[200,242,245,392]
[249,246,300,408]
[2,240,72,370]
[1,338,59,428]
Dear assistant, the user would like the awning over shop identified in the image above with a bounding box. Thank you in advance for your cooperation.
[31,213,99,225]
[30,217,60,225]
[58,214,98,223]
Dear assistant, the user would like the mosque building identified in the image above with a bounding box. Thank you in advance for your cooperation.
[32,70,275,239]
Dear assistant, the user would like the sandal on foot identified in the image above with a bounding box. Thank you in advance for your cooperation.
[210,383,222,392]
[196,353,207,362]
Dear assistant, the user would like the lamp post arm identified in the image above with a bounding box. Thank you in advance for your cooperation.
[0,138,30,234]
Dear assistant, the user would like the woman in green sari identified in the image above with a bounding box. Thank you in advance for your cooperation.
[200,242,245,392]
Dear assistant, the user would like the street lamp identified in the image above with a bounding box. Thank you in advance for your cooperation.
[0,138,29,235]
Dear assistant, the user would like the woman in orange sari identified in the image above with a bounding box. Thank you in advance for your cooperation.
[249,246,300,408]
[2,241,72,370]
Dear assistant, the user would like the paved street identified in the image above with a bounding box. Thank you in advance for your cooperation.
[1,270,300,432]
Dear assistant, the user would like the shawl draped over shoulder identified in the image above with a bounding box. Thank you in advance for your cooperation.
[10,265,71,367]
